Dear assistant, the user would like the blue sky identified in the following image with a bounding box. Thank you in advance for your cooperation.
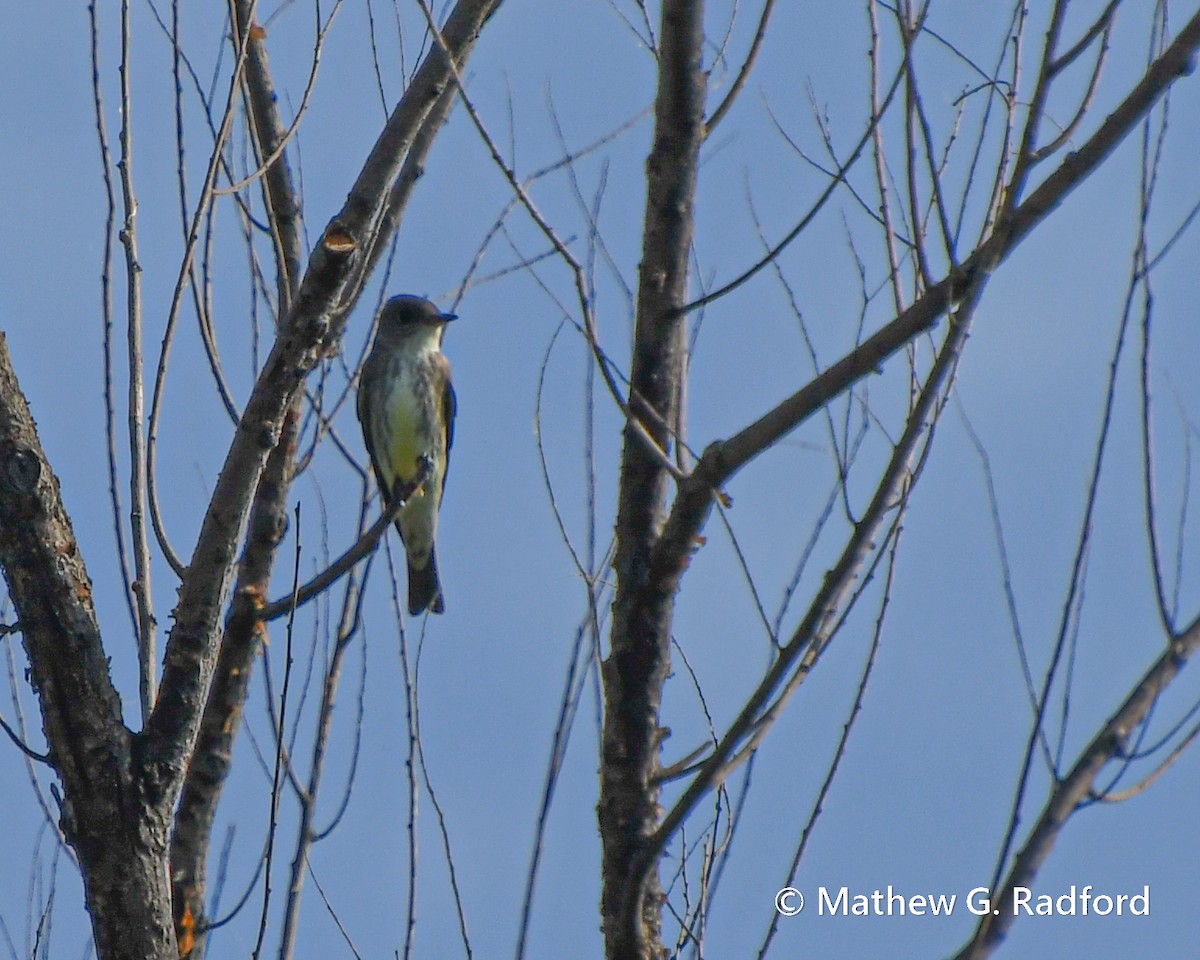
[2,1,1200,958]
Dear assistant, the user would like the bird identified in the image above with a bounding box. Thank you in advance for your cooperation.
[357,295,457,615]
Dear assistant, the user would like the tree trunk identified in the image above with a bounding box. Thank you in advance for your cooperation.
[74,793,177,960]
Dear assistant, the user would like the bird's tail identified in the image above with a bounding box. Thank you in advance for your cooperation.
[408,548,444,616]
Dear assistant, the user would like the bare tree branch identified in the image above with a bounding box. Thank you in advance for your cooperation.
[142,0,505,804]
[602,1,707,956]
[166,5,503,954]
[90,0,140,649]
[952,612,1200,959]
[0,334,170,959]
[705,0,777,135]
[652,8,1200,635]
[239,11,306,315]
[116,0,158,724]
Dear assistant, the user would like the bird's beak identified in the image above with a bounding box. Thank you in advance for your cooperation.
[441,312,458,323]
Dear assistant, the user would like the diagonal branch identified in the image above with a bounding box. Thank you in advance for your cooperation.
[142,0,504,811]
[259,459,432,622]
[636,290,981,906]
[166,1,499,950]
[705,0,778,136]
[652,8,1200,627]
[952,612,1200,959]
[613,2,1200,921]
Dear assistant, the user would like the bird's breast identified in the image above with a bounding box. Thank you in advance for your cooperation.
[380,357,443,487]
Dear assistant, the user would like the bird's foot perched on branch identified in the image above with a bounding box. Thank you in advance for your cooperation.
[390,454,434,504]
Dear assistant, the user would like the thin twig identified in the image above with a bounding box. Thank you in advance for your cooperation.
[117,0,158,723]
[684,55,909,315]
[706,0,778,135]
[259,458,431,620]
[250,503,302,960]
[415,0,683,481]
[89,0,139,645]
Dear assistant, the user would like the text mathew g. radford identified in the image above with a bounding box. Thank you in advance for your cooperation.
[817,884,1149,918]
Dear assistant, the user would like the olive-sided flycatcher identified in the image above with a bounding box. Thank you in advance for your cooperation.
[357,295,457,615]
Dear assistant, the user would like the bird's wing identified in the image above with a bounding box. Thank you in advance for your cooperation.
[439,357,457,504]
[357,358,392,502]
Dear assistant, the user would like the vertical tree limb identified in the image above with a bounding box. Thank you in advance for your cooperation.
[601,1,707,957]
[117,0,158,724]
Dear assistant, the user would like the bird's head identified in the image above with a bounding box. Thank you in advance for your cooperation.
[378,295,457,337]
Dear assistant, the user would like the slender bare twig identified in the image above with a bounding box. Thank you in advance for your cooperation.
[146,0,258,584]
[413,696,475,960]
[758,91,908,261]
[89,0,139,645]
[196,831,272,934]
[533,323,591,580]
[603,0,658,52]
[364,0,390,114]
[1097,717,1200,802]
[1049,0,1120,77]
[301,856,365,960]
[277,510,372,960]
[310,605,370,841]
[217,1,346,200]
[866,0,908,346]
[0,909,16,960]
[546,92,635,310]
[415,0,683,481]
[713,503,778,647]
[903,33,958,268]
[388,543,420,960]
[454,98,648,311]
[632,290,980,923]
[165,0,244,431]
[117,0,158,723]
[250,503,302,960]
[514,600,607,960]
[956,398,1052,766]
[1001,0,1070,209]
[1031,16,1114,162]
[898,7,934,288]
[705,0,778,135]
[953,611,1200,959]
[0,712,49,765]
[4,638,70,860]
[684,55,909,314]
[258,459,430,621]
[143,0,251,428]
[755,519,901,960]
[951,1,1022,245]
[1135,59,1175,634]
